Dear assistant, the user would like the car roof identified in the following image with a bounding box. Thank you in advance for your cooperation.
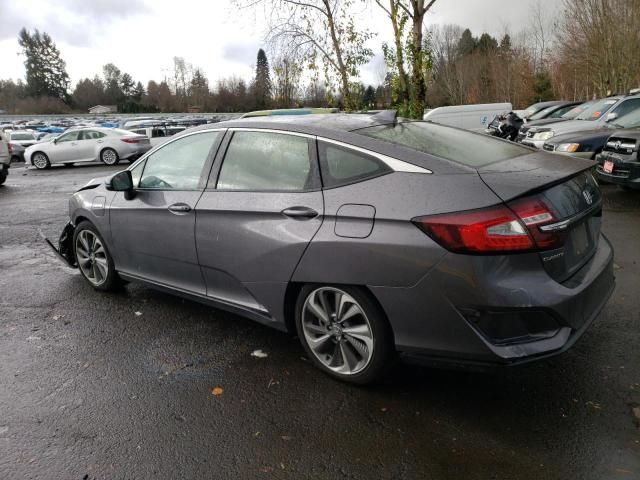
[189,111,398,136]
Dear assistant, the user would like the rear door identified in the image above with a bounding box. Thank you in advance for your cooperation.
[76,130,103,162]
[195,129,324,315]
[109,130,223,294]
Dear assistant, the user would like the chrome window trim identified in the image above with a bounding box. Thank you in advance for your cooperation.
[227,127,432,174]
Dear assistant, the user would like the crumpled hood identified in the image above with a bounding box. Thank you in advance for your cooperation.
[76,176,108,192]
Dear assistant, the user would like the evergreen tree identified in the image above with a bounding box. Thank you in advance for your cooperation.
[457,29,476,56]
[102,63,123,105]
[120,73,134,98]
[18,28,70,102]
[363,85,376,108]
[499,34,512,52]
[532,71,554,102]
[477,33,498,53]
[132,81,145,102]
[254,49,272,109]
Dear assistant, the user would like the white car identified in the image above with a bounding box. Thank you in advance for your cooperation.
[128,125,187,146]
[8,131,38,148]
[0,130,10,184]
[25,127,151,169]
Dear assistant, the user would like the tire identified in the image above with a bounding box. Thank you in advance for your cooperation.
[295,285,395,384]
[100,148,119,166]
[73,221,122,292]
[32,152,50,170]
[0,168,7,185]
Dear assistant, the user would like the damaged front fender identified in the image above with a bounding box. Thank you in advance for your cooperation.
[44,222,77,268]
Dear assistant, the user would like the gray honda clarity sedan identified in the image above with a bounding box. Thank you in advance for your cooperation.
[51,111,615,384]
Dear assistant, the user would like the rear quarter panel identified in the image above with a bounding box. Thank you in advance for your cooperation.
[292,171,502,288]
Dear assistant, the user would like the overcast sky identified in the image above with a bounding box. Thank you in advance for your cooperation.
[0,0,560,88]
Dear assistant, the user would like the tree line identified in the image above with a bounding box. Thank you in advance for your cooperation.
[0,0,638,117]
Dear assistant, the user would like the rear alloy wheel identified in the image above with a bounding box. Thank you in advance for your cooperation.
[32,152,50,169]
[100,148,119,166]
[296,285,394,384]
[73,221,121,291]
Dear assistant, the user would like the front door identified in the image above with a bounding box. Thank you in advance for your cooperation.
[110,130,223,294]
[196,130,324,315]
[48,130,82,163]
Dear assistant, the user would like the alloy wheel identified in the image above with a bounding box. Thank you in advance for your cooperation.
[75,230,109,286]
[301,287,374,375]
[101,149,118,165]
[32,153,48,169]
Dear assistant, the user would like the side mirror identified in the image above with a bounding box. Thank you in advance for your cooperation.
[106,170,135,200]
[605,112,618,122]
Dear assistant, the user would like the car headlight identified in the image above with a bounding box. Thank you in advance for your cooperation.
[533,131,554,141]
[555,143,580,153]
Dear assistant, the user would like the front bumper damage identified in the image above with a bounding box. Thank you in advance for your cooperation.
[44,222,77,268]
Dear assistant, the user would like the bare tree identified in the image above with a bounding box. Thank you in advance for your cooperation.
[238,0,373,110]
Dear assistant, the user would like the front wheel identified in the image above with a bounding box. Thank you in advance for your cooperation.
[73,221,122,291]
[295,285,395,384]
[32,152,50,169]
[100,148,119,166]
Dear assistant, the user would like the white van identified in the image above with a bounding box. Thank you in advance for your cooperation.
[423,103,512,132]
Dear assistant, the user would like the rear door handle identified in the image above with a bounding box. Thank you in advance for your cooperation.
[281,206,318,219]
[168,203,192,214]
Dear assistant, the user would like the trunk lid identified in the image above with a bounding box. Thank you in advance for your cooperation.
[479,152,602,283]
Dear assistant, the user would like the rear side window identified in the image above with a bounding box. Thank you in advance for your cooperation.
[216,131,316,191]
[318,141,391,188]
[358,122,529,167]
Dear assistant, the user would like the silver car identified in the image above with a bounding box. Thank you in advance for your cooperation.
[25,127,151,169]
[50,112,615,384]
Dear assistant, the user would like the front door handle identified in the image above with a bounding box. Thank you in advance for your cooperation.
[168,203,192,214]
[281,206,318,219]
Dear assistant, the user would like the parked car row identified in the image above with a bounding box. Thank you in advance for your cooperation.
[495,90,640,191]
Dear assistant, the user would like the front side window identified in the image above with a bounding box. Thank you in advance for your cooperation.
[216,131,315,191]
[56,131,80,143]
[318,142,391,188]
[139,131,220,190]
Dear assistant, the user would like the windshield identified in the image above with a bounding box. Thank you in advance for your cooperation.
[528,105,558,120]
[357,121,530,167]
[575,98,618,120]
[612,108,640,129]
[561,101,593,119]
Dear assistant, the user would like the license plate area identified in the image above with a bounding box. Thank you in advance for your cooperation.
[603,160,614,174]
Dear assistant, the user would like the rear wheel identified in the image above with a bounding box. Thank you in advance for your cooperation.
[32,152,50,169]
[295,285,395,384]
[0,167,7,185]
[100,148,119,166]
[73,221,122,291]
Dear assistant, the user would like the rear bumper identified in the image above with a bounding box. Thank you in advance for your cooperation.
[372,234,615,366]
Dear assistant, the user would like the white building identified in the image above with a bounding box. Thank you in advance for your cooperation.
[88,105,117,114]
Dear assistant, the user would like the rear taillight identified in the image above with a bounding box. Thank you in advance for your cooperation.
[508,198,565,249]
[413,198,563,254]
[121,138,140,144]
[7,143,12,153]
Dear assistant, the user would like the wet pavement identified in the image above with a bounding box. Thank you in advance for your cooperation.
[1,162,639,479]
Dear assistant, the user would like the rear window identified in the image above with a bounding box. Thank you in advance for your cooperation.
[357,121,530,167]
[10,133,35,141]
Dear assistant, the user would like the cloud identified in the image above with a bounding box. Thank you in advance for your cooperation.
[0,0,149,46]
[222,41,264,67]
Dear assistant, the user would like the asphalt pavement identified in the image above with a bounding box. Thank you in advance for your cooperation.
[0,162,639,480]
